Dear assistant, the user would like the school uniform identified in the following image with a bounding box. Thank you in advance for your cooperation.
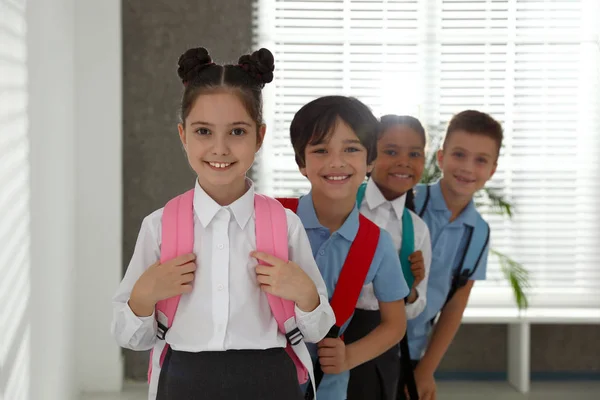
[294,192,410,400]
[397,180,489,399]
[345,178,431,400]
[111,179,335,400]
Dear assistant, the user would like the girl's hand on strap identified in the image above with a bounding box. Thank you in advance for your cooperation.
[409,250,425,288]
[129,253,197,317]
[251,251,320,312]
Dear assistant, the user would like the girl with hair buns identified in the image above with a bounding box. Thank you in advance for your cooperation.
[111,47,334,400]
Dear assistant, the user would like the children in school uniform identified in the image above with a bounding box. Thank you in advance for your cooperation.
[111,47,335,400]
[398,110,502,400]
[283,96,410,400]
[346,115,432,400]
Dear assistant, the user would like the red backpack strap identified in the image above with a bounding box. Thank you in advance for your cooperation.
[307,214,381,397]
[276,197,299,213]
[330,214,380,334]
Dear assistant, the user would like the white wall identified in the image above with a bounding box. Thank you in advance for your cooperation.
[28,0,77,397]
[27,0,123,398]
[74,0,123,393]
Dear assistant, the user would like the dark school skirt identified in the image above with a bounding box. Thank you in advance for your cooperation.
[345,309,401,400]
[156,347,304,400]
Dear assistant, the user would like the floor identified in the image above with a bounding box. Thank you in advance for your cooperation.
[81,380,600,400]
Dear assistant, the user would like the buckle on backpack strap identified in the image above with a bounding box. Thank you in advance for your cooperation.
[156,321,169,340]
[285,327,304,346]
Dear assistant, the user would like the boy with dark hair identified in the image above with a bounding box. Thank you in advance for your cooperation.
[282,96,409,400]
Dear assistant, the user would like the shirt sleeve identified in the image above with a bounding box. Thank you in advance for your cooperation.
[405,219,431,320]
[286,209,336,343]
[372,229,410,303]
[469,240,489,281]
[111,210,162,351]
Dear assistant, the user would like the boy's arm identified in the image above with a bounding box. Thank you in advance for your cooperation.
[344,299,406,369]
[346,229,408,369]
[417,279,473,375]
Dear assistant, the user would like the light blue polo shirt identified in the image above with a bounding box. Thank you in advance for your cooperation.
[296,192,409,400]
[406,180,489,360]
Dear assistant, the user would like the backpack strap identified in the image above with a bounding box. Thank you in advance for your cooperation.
[279,197,380,398]
[306,214,380,400]
[277,197,299,213]
[330,214,380,333]
[356,182,367,207]
[254,195,307,356]
[414,184,430,218]
[278,195,379,331]
[148,189,195,383]
[445,216,490,303]
[400,208,415,289]
[156,189,195,339]
[355,182,415,288]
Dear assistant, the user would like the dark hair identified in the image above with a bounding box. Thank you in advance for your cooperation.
[444,110,503,157]
[176,47,275,127]
[289,96,379,168]
[379,114,427,147]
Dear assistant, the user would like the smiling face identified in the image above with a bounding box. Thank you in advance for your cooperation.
[178,91,265,199]
[437,129,497,199]
[370,124,426,201]
[300,118,370,203]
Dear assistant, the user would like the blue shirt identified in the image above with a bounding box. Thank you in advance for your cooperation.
[296,192,409,400]
[406,180,489,359]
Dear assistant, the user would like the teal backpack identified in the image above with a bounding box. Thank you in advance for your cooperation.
[356,182,415,288]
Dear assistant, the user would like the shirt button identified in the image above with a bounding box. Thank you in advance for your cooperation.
[217,284,224,291]
[218,243,224,250]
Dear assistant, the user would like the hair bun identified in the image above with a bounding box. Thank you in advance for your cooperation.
[238,48,275,86]
[177,47,213,85]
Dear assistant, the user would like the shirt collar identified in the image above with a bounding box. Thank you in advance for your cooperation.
[193,178,254,229]
[365,178,407,220]
[297,192,360,242]
[429,180,478,227]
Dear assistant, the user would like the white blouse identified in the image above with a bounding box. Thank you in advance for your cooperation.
[111,179,335,352]
[357,178,432,319]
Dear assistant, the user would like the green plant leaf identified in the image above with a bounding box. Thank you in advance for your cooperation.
[491,248,530,309]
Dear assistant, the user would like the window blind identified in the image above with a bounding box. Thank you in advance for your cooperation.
[0,0,31,398]
[253,0,600,308]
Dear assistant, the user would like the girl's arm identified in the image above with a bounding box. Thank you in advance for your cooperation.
[111,211,162,351]
[344,299,406,369]
[405,223,432,319]
[343,229,408,368]
[286,210,335,343]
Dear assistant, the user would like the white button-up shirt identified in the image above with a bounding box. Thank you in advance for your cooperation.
[112,180,334,352]
[357,178,432,319]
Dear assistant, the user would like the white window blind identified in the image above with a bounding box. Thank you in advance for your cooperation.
[0,0,30,399]
[254,0,600,308]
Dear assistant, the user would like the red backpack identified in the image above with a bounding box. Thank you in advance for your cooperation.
[277,198,380,399]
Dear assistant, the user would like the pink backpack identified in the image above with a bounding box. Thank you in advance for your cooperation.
[147,189,309,385]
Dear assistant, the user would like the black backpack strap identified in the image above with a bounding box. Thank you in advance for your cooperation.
[417,185,430,218]
[445,222,490,305]
[398,332,419,399]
